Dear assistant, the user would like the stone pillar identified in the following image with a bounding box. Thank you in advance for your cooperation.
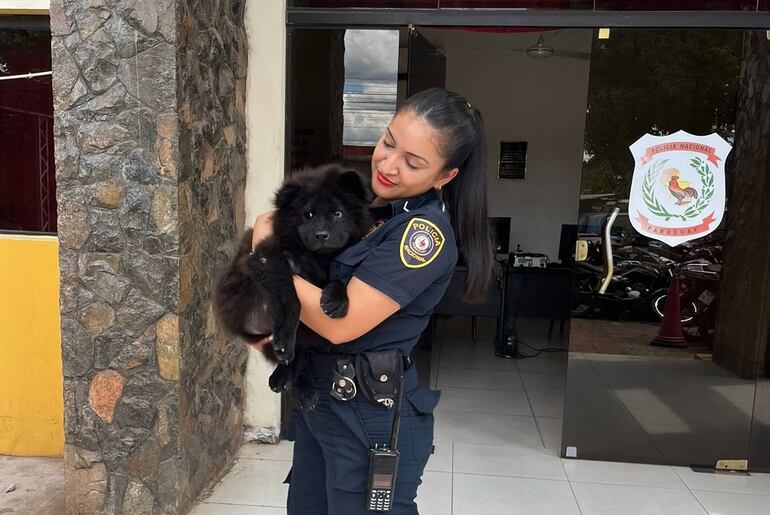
[51,0,249,513]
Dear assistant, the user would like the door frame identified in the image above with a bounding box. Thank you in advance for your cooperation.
[287,8,770,29]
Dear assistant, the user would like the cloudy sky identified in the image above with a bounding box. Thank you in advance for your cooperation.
[343,30,400,145]
[344,29,399,80]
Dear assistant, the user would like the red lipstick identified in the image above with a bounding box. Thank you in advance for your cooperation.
[376,170,396,187]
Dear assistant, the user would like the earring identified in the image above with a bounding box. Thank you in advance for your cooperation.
[436,185,442,191]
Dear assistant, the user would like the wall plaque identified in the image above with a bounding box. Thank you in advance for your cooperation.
[498,141,527,180]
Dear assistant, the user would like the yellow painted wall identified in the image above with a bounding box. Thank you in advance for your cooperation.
[0,234,63,456]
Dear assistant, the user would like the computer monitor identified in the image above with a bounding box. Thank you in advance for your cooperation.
[488,217,511,255]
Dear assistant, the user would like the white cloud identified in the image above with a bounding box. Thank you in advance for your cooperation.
[344,29,399,81]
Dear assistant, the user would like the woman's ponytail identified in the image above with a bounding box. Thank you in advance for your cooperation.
[399,89,494,302]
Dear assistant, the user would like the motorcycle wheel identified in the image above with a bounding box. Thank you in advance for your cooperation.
[572,278,595,317]
[651,291,698,325]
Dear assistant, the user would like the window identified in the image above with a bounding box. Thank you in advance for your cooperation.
[0,29,55,233]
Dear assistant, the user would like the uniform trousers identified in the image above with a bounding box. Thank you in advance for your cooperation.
[286,386,435,515]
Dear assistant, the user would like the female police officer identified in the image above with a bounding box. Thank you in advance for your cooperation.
[251,87,493,514]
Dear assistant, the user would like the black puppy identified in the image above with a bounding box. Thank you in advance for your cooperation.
[214,164,372,401]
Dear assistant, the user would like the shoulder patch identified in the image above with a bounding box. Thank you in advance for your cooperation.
[399,217,445,269]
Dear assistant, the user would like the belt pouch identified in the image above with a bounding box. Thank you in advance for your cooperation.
[355,350,403,409]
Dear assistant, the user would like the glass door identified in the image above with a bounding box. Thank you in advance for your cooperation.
[562,28,770,470]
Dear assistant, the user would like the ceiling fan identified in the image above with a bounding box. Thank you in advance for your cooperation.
[517,33,591,61]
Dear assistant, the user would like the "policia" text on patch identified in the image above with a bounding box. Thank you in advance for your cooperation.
[399,217,444,269]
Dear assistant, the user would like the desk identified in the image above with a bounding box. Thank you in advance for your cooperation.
[433,263,573,354]
[432,266,499,342]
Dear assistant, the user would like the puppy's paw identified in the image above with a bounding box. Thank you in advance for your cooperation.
[320,280,349,319]
[271,339,295,365]
[296,387,318,411]
[268,365,291,393]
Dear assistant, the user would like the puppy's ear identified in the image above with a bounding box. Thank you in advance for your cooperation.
[339,170,369,202]
[274,181,302,209]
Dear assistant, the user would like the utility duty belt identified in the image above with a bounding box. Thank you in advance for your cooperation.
[305,350,411,408]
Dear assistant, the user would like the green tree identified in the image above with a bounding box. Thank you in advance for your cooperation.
[581,29,742,200]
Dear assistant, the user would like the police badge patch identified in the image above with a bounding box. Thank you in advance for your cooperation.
[399,217,444,269]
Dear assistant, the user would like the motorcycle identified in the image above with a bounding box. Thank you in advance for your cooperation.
[572,209,722,324]
[572,251,700,323]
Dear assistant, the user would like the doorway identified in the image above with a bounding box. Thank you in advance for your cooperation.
[286,22,770,472]
[286,24,591,452]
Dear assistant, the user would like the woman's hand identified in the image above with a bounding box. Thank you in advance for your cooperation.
[251,210,276,250]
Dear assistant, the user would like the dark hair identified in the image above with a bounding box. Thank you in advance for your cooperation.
[398,88,493,302]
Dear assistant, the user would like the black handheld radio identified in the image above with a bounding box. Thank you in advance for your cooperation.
[365,369,405,512]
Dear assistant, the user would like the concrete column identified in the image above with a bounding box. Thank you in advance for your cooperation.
[242,0,287,442]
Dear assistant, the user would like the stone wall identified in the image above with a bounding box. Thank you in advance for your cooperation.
[175,0,249,507]
[51,0,249,513]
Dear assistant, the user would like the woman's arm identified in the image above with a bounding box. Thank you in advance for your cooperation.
[250,210,402,344]
[293,275,400,345]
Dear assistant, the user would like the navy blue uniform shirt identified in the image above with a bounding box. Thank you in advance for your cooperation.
[328,189,458,357]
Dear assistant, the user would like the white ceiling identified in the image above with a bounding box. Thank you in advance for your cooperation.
[417,27,593,57]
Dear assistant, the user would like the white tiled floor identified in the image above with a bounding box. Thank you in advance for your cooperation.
[191,320,770,514]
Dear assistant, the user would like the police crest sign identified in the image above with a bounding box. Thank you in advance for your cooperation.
[628,131,731,247]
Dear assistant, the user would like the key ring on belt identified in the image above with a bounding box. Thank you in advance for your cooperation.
[330,359,357,401]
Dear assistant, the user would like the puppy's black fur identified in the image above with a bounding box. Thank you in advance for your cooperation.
[214,164,372,405]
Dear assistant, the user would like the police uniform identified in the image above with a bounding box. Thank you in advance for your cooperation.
[286,188,457,515]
